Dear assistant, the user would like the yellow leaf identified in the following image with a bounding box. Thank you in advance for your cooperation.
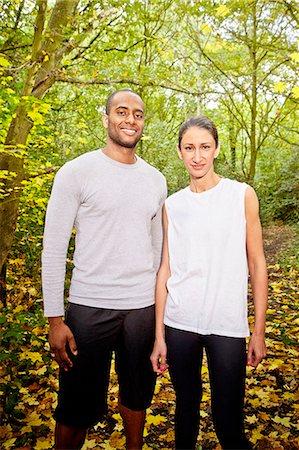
[272,415,291,428]
[290,52,299,63]
[254,388,269,400]
[267,359,284,370]
[0,55,10,67]
[109,431,126,448]
[270,281,283,291]
[273,82,286,93]
[201,393,210,402]
[141,134,151,141]
[20,387,29,395]
[24,411,43,426]
[26,396,40,406]
[36,366,47,375]
[269,431,279,439]
[202,366,208,374]
[27,110,44,124]
[99,441,117,450]
[291,86,299,99]
[166,430,175,442]
[21,425,32,433]
[246,414,258,424]
[259,412,270,421]
[146,414,167,426]
[269,392,280,404]
[112,413,121,421]
[32,326,44,336]
[19,351,43,363]
[14,304,24,313]
[216,5,229,16]
[28,417,43,427]
[35,438,54,449]
[83,439,98,449]
[199,23,212,34]
[250,427,264,443]
[28,286,37,296]
[3,438,16,448]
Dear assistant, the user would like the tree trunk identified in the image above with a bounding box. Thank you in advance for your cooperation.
[248,1,258,184]
[0,263,7,307]
[0,0,78,275]
[229,115,237,171]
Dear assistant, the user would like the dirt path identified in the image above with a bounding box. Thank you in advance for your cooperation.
[263,223,297,266]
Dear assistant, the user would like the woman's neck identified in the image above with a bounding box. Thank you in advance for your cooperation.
[189,172,222,193]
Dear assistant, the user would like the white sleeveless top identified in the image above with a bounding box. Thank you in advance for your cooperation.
[164,178,250,338]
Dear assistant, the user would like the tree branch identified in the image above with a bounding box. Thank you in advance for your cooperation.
[25,166,59,180]
[104,39,146,53]
[54,73,207,96]
[31,0,48,60]
[1,0,26,52]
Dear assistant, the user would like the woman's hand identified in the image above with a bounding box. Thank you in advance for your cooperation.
[150,338,169,374]
[247,333,267,368]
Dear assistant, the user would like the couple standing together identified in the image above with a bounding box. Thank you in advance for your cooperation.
[42,89,268,450]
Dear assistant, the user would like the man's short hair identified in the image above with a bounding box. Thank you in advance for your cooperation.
[105,89,141,114]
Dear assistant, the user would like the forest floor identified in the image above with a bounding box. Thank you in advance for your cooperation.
[0,224,298,450]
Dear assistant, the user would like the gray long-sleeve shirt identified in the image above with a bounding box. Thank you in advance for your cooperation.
[42,149,167,317]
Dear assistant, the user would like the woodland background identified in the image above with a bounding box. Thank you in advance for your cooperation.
[0,0,298,449]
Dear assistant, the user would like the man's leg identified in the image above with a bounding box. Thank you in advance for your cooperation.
[119,403,146,450]
[55,423,86,450]
[116,305,156,450]
[54,304,116,449]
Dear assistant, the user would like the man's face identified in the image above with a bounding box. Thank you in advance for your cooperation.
[102,92,145,149]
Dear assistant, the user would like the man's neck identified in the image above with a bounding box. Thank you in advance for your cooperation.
[102,145,137,165]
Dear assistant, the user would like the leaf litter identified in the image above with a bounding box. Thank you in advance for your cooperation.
[0,225,298,449]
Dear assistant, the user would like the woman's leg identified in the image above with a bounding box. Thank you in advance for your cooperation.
[166,326,203,450]
[205,335,252,450]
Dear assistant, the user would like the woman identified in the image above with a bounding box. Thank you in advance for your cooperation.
[151,116,268,450]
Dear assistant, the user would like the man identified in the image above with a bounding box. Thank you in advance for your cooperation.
[42,89,167,450]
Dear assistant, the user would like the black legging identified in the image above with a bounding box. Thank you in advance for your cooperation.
[165,326,252,450]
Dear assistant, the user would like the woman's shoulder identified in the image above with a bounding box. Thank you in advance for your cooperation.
[221,178,249,192]
[166,187,189,204]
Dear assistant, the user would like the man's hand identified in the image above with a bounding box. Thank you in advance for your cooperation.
[48,317,78,371]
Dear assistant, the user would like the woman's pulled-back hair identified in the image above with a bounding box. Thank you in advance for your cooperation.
[178,116,219,149]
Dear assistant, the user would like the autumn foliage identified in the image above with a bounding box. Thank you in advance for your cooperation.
[0,225,298,450]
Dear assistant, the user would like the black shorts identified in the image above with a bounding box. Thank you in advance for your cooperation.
[54,303,156,428]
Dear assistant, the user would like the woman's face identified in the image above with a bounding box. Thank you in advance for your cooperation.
[178,126,219,179]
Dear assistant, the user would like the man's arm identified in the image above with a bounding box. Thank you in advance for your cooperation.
[42,164,80,316]
[151,180,167,272]
[245,186,268,367]
[42,164,80,370]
